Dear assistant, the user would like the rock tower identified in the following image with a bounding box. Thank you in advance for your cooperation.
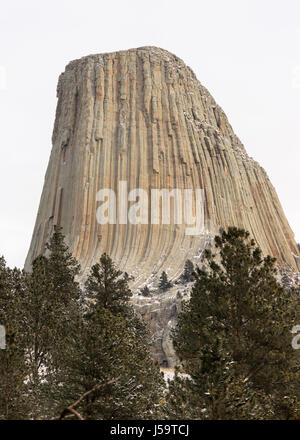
[25,47,300,365]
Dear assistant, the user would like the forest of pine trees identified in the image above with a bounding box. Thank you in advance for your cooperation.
[0,226,300,419]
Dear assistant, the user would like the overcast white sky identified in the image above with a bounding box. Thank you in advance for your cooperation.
[0,0,299,268]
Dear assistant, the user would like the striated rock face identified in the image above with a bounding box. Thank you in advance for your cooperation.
[25,46,300,365]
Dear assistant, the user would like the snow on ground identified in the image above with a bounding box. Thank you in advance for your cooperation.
[160,368,175,383]
[160,367,190,386]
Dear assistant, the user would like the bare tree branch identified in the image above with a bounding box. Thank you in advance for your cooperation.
[58,376,120,420]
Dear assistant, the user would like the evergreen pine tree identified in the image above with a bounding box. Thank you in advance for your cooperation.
[84,253,131,315]
[158,271,172,292]
[22,226,81,418]
[180,259,195,283]
[0,257,29,419]
[139,285,151,297]
[169,227,300,419]
[46,225,81,303]
[58,254,165,419]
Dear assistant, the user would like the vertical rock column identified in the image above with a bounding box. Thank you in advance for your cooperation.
[25,46,300,283]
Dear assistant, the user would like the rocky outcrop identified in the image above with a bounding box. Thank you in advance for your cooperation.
[133,289,182,368]
[25,46,300,365]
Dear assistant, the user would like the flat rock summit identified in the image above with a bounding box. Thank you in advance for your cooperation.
[25,46,300,365]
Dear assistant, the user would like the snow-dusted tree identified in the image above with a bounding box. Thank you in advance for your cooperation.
[0,258,29,419]
[158,271,172,292]
[139,285,151,297]
[180,259,195,283]
[57,254,165,419]
[169,227,300,419]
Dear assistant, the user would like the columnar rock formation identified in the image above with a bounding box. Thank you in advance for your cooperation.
[25,47,300,365]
